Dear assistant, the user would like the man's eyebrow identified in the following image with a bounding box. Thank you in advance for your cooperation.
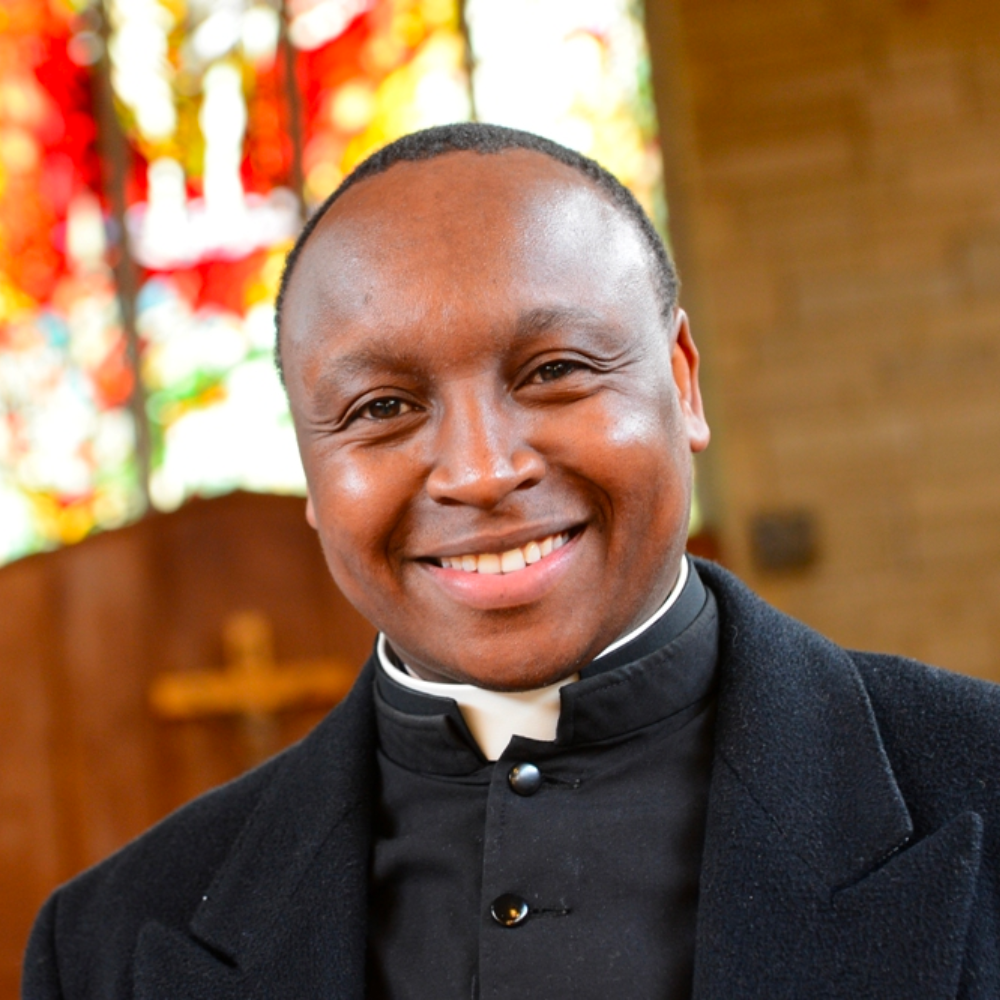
[308,308,622,404]
[310,344,424,403]
[513,306,613,339]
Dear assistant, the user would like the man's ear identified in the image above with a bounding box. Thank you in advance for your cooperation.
[670,309,711,454]
[306,493,317,529]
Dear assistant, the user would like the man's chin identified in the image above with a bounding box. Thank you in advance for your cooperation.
[388,621,599,690]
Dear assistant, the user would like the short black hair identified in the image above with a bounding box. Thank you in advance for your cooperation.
[274,122,678,381]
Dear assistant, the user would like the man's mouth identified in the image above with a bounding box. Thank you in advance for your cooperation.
[433,530,573,575]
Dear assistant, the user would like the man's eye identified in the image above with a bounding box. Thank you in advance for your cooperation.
[358,397,414,421]
[532,360,582,383]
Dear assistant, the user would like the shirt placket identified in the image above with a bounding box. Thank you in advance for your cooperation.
[477,748,584,998]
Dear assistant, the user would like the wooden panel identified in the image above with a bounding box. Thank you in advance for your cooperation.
[57,529,160,870]
[0,558,61,996]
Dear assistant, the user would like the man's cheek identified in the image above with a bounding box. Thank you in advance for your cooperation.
[326,500,406,592]
[602,407,666,450]
[316,457,379,506]
[319,533,389,622]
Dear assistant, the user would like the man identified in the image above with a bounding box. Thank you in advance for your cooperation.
[23,124,1000,998]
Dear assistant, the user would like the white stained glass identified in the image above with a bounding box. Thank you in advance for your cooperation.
[148,361,304,511]
[289,0,377,50]
[138,278,305,512]
[107,0,178,143]
[0,300,136,498]
[0,308,143,563]
[464,0,663,228]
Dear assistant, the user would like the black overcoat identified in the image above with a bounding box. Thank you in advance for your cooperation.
[22,561,1000,998]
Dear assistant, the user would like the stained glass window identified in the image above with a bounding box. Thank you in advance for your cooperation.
[464,0,665,232]
[0,0,142,563]
[106,0,306,510]
[0,0,665,566]
[293,0,470,207]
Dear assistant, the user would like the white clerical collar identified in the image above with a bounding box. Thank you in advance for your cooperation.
[377,557,690,760]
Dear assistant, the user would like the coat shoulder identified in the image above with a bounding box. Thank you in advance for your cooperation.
[851,650,1000,827]
[23,752,284,998]
[34,748,284,975]
[696,557,1000,830]
[850,653,1000,995]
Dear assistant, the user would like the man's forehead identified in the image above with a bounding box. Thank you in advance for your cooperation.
[278,148,664,370]
[303,149,623,256]
[290,155,644,302]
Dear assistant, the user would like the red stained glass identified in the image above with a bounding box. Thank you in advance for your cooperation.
[293,0,469,205]
[0,0,141,560]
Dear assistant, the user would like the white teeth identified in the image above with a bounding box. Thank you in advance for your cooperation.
[439,531,571,574]
[477,553,502,574]
[500,548,527,573]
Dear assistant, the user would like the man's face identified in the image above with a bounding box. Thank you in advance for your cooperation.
[281,150,709,690]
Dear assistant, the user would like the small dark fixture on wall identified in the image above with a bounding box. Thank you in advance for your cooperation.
[750,510,818,573]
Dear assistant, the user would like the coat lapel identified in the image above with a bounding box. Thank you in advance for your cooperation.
[693,562,982,999]
[134,662,379,1000]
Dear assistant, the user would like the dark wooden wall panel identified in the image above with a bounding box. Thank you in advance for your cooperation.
[0,558,62,998]
[58,530,160,870]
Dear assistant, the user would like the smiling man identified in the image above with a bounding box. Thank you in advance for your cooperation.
[24,125,1000,999]
[282,130,707,694]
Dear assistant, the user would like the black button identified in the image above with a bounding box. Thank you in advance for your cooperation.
[508,762,543,796]
[491,893,530,927]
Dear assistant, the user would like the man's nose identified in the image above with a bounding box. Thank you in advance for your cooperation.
[425,393,545,508]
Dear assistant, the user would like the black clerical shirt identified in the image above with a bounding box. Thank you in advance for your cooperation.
[368,565,719,999]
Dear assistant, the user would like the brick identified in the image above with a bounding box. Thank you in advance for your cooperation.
[667,0,1000,680]
[702,130,855,189]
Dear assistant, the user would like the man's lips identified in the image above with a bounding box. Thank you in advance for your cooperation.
[418,523,584,563]
[425,528,576,574]
[417,527,585,611]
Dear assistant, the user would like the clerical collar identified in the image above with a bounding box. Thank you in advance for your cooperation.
[377,557,698,760]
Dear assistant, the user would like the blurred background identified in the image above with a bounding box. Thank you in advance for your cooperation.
[2,0,999,989]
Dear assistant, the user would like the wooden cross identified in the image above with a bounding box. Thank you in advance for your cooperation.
[149,611,356,764]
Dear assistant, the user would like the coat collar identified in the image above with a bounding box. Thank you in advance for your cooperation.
[696,559,914,888]
[692,559,981,998]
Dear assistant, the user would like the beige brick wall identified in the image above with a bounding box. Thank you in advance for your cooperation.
[647,0,1000,681]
